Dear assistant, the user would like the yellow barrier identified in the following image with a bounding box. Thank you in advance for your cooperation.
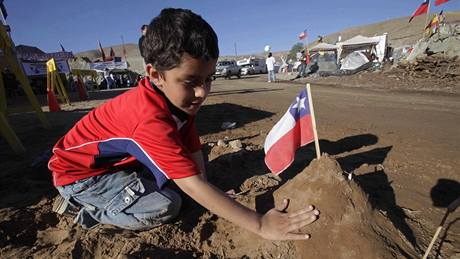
[47,58,70,105]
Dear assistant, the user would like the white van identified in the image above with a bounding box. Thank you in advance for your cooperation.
[237,58,267,75]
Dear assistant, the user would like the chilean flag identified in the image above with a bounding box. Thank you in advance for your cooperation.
[299,29,308,40]
[264,89,315,175]
[435,0,449,5]
[409,0,430,23]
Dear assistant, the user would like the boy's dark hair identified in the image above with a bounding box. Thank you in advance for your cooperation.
[268,52,272,57]
[143,8,219,71]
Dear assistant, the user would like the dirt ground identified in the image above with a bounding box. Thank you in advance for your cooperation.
[0,73,459,258]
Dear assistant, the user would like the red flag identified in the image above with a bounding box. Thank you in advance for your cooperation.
[435,0,449,5]
[305,49,311,65]
[110,47,115,57]
[264,89,315,174]
[298,29,308,40]
[98,40,106,61]
[409,0,430,23]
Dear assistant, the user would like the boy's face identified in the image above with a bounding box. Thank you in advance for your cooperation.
[148,53,217,115]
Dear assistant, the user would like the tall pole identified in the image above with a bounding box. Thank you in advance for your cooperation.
[234,42,237,58]
[0,5,6,26]
[121,35,127,61]
[305,31,310,65]
[424,0,432,30]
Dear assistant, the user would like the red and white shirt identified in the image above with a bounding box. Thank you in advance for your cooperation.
[48,78,201,188]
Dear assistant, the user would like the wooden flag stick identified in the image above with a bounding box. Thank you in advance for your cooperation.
[306,83,321,159]
[422,196,460,259]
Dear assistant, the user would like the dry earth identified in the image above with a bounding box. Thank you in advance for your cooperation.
[0,74,459,258]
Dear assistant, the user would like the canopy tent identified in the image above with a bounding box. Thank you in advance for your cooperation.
[89,61,128,72]
[338,35,380,48]
[310,42,338,52]
[337,34,388,62]
[15,45,74,62]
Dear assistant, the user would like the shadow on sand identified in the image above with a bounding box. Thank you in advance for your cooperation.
[196,103,274,136]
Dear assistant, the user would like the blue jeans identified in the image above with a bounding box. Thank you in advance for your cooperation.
[268,70,276,82]
[56,169,182,230]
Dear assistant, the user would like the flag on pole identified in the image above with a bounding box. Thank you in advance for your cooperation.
[425,13,440,30]
[59,43,65,52]
[110,47,115,57]
[298,29,308,40]
[434,0,449,6]
[98,40,106,61]
[264,88,316,175]
[409,0,430,23]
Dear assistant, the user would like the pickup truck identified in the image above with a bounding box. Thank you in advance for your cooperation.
[214,60,241,80]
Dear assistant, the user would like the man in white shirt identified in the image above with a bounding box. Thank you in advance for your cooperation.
[266,52,276,82]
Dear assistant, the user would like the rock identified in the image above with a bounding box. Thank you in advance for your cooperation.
[229,140,242,150]
[217,139,227,147]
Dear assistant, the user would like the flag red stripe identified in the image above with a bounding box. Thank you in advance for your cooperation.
[435,0,449,6]
[410,2,429,21]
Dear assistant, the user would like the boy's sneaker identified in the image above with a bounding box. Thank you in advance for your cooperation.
[52,196,80,217]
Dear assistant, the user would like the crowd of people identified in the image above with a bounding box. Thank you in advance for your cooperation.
[101,69,134,89]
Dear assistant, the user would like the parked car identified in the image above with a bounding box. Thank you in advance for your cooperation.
[214,60,241,79]
[237,58,267,75]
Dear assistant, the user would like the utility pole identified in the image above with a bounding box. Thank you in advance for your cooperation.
[121,35,127,61]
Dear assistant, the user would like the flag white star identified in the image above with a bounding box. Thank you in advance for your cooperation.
[291,96,306,113]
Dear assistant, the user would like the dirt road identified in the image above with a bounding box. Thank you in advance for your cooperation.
[0,76,459,258]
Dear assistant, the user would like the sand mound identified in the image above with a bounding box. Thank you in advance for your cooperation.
[274,155,417,258]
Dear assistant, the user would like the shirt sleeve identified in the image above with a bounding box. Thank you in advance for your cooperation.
[131,112,200,183]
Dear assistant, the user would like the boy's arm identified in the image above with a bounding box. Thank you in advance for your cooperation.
[174,175,319,240]
[189,150,207,181]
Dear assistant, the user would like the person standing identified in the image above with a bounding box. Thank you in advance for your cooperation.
[265,52,276,83]
[138,25,148,59]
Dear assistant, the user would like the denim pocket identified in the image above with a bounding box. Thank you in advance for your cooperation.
[106,178,145,216]
[70,176,98,194]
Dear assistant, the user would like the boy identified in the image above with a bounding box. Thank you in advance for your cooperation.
[49,8,319,240]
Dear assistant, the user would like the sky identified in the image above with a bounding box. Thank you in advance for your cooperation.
[4,0,460,56]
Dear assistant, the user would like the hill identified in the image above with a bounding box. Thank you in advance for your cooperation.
[318,11,460,48]
[75,11,460,73]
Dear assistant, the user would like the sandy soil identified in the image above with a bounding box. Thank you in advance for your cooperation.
[1,74,459,258]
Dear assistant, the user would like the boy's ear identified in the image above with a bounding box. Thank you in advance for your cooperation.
[146,64,164,88]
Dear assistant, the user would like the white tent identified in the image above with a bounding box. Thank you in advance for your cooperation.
[310,42,337,52]
[338,35,380,46]
[337,34,388,62]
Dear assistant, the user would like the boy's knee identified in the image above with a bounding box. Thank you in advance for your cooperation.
[160,188,182,221]
[137,188,182,230]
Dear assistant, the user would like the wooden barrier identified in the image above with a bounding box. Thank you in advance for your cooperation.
[0,23,50,154]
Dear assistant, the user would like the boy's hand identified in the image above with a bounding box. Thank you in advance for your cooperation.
[259,199,319,240]
[174,175,319,241]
